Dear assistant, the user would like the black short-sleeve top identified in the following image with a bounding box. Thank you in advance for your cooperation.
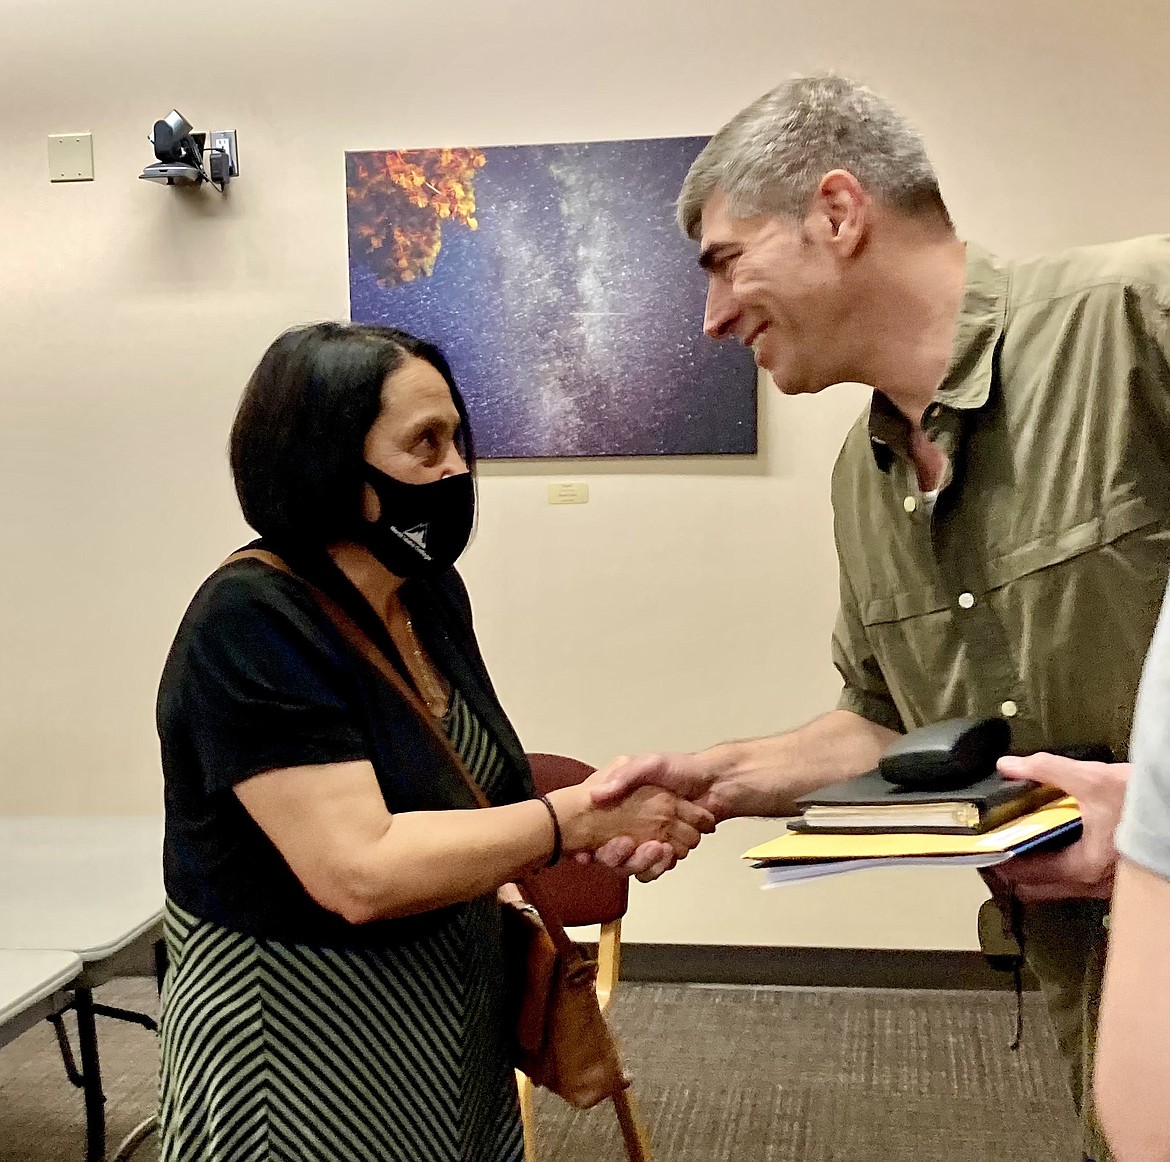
[156,545,533,946]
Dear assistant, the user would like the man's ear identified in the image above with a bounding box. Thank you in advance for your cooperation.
[806,169,868,256]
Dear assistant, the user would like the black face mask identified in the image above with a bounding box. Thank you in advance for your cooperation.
[358,465,475,578]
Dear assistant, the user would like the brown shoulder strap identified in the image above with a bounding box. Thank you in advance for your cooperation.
[223,550,578,950]
[226,565,628,1137]
[224,549,492,811]
[227,551,582,952]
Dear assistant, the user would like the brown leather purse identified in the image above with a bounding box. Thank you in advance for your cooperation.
[226,551,636,1116]
[490,844,630,1110]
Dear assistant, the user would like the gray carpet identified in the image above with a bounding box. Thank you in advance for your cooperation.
[0,978,1080,1161]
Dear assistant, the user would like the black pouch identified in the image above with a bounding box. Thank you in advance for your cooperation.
[978,894,1026,1049]
[977,741,1115,1048]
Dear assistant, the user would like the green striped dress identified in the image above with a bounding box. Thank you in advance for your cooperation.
[157,687,526,1162]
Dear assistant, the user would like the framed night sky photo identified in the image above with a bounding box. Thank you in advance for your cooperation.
[346,136,758,459]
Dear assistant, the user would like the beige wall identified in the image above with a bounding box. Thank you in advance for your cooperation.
[2,0,1167,949]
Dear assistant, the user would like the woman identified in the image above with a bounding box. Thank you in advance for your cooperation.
[156,322,711,1162]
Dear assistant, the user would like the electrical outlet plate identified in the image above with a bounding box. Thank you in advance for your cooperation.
[48,133,94,182]
[207,129,239,176]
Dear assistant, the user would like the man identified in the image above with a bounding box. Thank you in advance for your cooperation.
[1095,579,1170,1161]
[594,74,1170,1160]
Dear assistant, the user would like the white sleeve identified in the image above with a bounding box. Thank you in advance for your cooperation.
[1119,578,1170,881]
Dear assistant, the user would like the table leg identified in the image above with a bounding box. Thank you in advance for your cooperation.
[48,1007,84,1086]
[74,987,106,1162]
[91,1003,156,1032]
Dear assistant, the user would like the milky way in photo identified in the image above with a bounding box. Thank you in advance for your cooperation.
[347,137,758,459]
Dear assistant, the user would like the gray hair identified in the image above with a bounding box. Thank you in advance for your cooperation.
[678,74,950,238]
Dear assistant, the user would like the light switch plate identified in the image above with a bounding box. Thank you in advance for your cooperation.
[48,133,94,182]
[547,483,589,505]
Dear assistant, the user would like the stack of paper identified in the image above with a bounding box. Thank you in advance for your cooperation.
[742,796,1082,887]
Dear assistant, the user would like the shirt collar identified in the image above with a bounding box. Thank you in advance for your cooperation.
[867,243,1009,466]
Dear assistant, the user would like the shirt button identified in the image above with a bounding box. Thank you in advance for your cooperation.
[958,592,975,609]
[904,496,917,514]
[1001,700,1019,718]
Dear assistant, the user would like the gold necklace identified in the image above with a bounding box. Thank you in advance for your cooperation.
[399,613,450,718]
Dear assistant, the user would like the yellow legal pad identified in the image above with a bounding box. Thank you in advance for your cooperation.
[742,796,1081,864]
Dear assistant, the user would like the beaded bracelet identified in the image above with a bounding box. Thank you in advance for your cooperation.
[537,794,562,867]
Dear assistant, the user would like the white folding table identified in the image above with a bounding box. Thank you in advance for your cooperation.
[0,949,82,1048]
[0,816,165,1161]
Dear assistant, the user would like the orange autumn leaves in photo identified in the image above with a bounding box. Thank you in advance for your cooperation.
[348,149,487,286]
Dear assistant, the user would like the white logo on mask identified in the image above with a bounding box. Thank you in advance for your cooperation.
[401,524,429,552]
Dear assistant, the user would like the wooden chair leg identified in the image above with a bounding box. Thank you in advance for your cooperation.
[516,1069,537,1161]
[613,1087,653,1162]
[596,919,622,1013]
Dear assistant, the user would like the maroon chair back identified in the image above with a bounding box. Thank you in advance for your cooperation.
[527,753,630,927]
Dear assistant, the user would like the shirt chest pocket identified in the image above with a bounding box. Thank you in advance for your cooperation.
[853,497,1164,724]
[856,585,958,721]
[856,495,1161,626]
[859,586,949,628]
[981,496,1161,591]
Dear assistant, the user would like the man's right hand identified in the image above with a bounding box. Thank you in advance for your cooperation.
[581,713,895,880]
[589,752,725,817]
[584,752,727,880]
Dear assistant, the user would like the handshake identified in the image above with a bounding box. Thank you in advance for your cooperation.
[544,752,727,883]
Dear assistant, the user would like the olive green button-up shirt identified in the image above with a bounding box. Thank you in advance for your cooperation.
[831,237,1170,759]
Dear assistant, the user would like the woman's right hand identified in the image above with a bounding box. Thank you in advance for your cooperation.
[547,762,716,864]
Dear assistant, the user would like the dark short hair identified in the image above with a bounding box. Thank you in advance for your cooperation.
[230,322,476,545]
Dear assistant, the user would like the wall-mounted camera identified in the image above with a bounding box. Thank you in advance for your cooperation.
[139,111,239,191]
